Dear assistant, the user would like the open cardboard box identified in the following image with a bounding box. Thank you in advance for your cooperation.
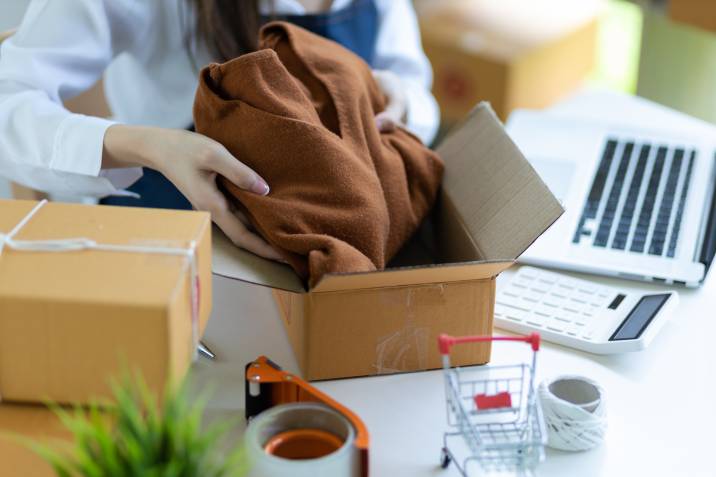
[212,103,563,380]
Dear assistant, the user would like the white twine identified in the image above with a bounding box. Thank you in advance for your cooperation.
[538,375,607,451]
[0,200,201,364]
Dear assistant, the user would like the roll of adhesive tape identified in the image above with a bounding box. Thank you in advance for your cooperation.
[245,402,360,477]
[538,375,607,451]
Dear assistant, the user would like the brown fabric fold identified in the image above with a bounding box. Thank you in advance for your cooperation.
[193,22,444,287]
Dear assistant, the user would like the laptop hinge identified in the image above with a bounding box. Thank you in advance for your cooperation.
[698,160,716,273]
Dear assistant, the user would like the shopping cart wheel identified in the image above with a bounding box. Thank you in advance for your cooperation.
[440,448,451,469]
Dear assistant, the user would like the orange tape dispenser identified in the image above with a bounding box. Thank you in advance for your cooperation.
[245,356,369,477]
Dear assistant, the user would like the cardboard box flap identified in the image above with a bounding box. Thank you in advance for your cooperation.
[437,102,564,261]
[311,260,513,293]
[212,228,305,293]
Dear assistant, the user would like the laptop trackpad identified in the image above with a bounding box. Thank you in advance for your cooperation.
[529,157,576,202]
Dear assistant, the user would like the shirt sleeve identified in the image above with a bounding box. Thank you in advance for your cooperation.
[372,0,440,146]
[0,0,151,197]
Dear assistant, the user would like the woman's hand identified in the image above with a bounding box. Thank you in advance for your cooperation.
[102,125,283,261]
[373,69,408,133]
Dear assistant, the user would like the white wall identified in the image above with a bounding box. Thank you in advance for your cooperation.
[1,0,31,30]
[0,0,32,198]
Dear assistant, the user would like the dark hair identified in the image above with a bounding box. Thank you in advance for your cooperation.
[185,0,271,64]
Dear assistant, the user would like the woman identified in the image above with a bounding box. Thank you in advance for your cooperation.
[0,0,439,259]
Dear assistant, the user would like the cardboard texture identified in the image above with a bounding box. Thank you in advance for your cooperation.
[0,201,212,404]
[0,403,73,477]
[416,0,603,122]
[669,0,716,32]
[212,103,564,381]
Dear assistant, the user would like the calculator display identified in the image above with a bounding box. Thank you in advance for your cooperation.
[609,294,670,341]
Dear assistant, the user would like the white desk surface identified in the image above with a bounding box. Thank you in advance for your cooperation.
[195,91,716,477]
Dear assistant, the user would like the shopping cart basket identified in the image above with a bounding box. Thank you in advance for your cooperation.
[438,333,546,476]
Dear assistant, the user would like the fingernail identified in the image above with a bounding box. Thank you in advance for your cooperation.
[376,117,395,132]
[253,178,270,196]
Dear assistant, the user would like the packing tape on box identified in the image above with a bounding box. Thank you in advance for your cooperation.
[373,288,432,375]
[538,375,607,451]
[0,200,202,376]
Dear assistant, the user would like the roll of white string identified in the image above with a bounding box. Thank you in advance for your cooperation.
[538,375,607,451]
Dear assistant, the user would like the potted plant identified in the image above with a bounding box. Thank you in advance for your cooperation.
[27,374,248,477]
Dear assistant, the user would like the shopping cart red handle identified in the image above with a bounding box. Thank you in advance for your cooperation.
[438,333,540,354]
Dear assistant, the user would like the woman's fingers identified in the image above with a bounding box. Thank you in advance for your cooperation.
[199,143,282,259]
[111,127,282,261]
[213,206,284,260]
[232,207,252,227]
[375,111,398,133]
[373,70,407,132]
[204,151,283,259]
[193,177,282,260]
[207,145,270,196]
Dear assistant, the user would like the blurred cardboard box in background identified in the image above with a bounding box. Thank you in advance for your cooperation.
[638,5,716,124]
[668,0,716,32]
[416,0,604,123]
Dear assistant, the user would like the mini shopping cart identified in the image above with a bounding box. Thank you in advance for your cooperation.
[438,333,546,476]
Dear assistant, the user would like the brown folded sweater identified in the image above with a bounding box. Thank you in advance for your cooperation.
[193,22,444,287]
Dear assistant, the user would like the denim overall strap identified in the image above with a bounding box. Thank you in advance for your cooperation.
[101,0,379,210]
[266,0,379,65]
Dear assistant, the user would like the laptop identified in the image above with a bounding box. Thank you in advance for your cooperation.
[506,110,716,287]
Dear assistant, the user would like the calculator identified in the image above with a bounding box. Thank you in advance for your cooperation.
[494,266,679,354]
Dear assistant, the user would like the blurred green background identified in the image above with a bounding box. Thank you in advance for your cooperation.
[590,0,643,93]
[595,0,716,125]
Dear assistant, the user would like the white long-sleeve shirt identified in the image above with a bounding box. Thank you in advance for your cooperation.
[0,0,439,198]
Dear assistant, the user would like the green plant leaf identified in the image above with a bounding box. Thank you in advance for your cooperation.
[21,370,248,477]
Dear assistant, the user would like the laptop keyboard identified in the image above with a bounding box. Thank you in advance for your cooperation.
[573,138,696,258]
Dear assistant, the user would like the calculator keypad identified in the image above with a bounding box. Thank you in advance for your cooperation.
[495,267,618,341]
